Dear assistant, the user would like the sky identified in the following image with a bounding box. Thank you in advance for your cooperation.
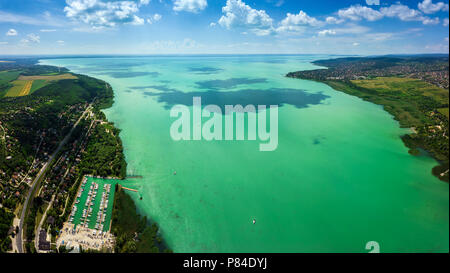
[0,0,449,55]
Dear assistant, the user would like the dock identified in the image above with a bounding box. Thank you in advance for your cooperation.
[121,186,138,193]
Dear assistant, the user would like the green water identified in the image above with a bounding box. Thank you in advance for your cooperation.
[40,56,449,253]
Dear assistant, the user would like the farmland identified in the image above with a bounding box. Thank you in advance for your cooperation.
[1,72,78,98]
[30,80,48,93]
[18,73,77,81]
[0,71,20,86]
[351,77,448,106]
[4,80,31,97]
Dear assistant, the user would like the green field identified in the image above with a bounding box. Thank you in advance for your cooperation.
[438,107,449,118]
[70,177,118,232]
[30,79,49,93]
[4,80,29,97]
[352,77,449,105]
[41,72,60,76]
[0,71,21,97]
[327,77,449,128]
[0,70,20,85]
[0,71,76,98]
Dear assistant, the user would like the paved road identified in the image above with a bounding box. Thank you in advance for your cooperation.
[16,105,91,253]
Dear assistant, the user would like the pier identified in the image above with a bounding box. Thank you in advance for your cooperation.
[121,186,138,193]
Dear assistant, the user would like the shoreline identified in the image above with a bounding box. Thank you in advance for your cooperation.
[34,56,448,253]
[286,75,449,182]
[55,63,171,253]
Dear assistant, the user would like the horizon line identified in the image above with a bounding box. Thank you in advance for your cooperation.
[1,53,448,59]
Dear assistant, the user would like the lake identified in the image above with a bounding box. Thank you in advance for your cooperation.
[40,55,449,253]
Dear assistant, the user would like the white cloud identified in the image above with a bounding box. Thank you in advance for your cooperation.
[6,29,18,36]
[364,32,393,41]
[338,5,383,21]
[353,42,360,46]
[277,11,324,34]
[40,29,57,32]
[337,3,443,25]
[418,0,449,14]
[218,0,274,35]
[0,42,8,45]
[318,29,336,36]
[131,15,145,25]
[153,14,162,21]
[209,22,217,27]
[330,24,370,35]
[173,0,207,13]
[381,4,424,21]
[64,0,146,28]
[444,18,449,26]
[325,16,344,24]
[72,26,106,32]
[216,1,446,39]
[57,40,65,45]
[27,33,40,43]
[381,3,441,25]
[20,33,40,45]
[422,17,440,25]
[252,29,274,36]
[147,14,162,24]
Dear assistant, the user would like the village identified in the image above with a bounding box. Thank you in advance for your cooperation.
[0,75,128,252]
[0,101,88,210]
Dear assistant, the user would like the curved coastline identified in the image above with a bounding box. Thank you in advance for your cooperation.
[35,59,171,253]
[287,57,449,183]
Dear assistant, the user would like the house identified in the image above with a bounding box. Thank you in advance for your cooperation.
[38,230,50,251]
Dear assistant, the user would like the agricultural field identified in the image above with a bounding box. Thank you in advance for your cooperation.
[4,80,33,97]
[348,77,449,127]
[351,77,448,105]
[1,72,78,97]
[0,70,20,86]
[18,73,77,81]
[30,79,49,93]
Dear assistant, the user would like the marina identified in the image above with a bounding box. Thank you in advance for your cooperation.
[69,176,118,232]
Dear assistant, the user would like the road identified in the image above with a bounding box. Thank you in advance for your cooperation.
[0,123,6,153]
[16,105,92,253]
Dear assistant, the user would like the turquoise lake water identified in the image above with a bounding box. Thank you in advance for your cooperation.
[40,55,449,253]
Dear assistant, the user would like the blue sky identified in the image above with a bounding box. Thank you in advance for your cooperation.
[0,0,448,55]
